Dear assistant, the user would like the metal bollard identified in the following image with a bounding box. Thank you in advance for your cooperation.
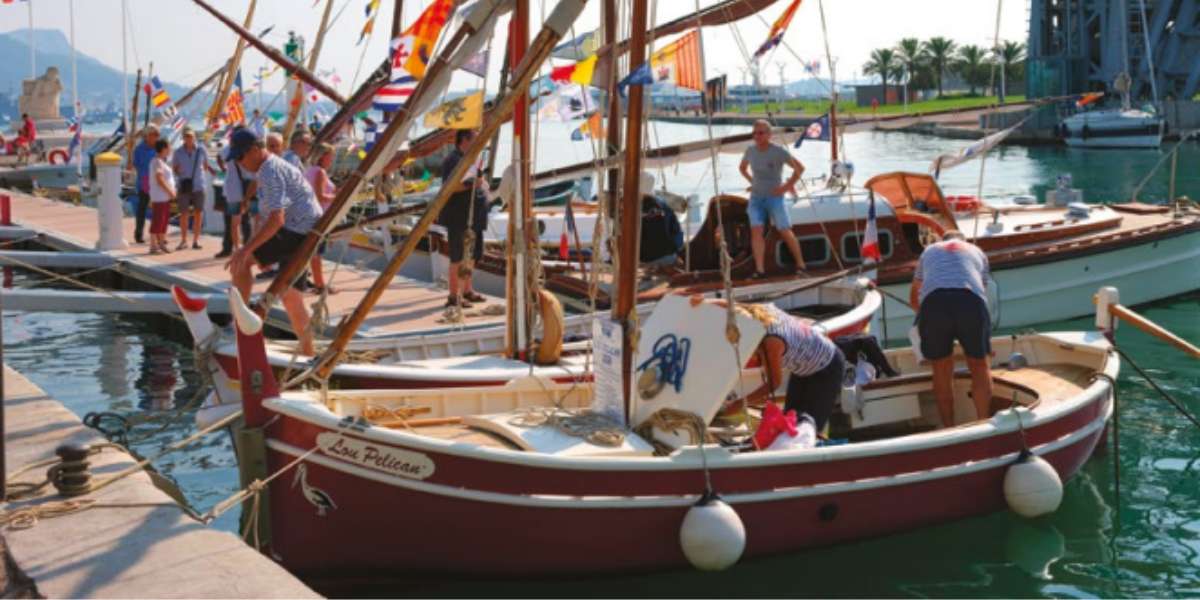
[94,152,128,250]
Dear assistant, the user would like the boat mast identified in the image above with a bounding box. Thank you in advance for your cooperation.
[26,0,34,79]
[308,0,591,380]
[615,0,649,421]
[255,2,501,319]
[283,0,335,143]
[507,0,534,357]
[817,0,837,162]
[191,0,346,106]
[175,64,229,111]
[126,69,141,160]
[121,0,128,137]
[69,0,79,176]
[205,0,257,132]
[602,0,622,218]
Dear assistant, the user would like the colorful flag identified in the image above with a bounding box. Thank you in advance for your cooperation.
[754,0,802,59]
[422,91,483,129]
[460,49,489,78]
[550,54,598,87]
[793,113,830,147]
[363,119,378,151]
[1075,91,1104,108]
[373,0,453,111]
[149,76,171,109]
[225,71,246,125]
[551,30,599,61]
[304,83,321,104]
[67,117,82,163]
[570,112,603,141]
[359,0,382,45]
[861,193,881,263]
[617,30,703,93]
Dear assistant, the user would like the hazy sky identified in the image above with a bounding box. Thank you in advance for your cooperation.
[2,0,1026,99]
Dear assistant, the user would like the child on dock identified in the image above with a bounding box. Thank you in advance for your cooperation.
[148,139,176,255]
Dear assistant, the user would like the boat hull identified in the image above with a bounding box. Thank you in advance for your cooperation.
[257,378,1110,577]
[877,224,1200,341]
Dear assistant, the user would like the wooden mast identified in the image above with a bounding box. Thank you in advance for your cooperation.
[602,0,621,218]
[205,0,256,132]
[125,68,141,160]
[191,0,346,105]
[310,0,590,380]
[506,0,533,357]
[175,63,228,111]
[254,1,512,317]
[615,0,649,420]
[282,0,335,143]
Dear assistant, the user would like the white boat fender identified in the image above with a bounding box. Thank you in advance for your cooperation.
[1003,449,1064,518]
[679,491,746,571]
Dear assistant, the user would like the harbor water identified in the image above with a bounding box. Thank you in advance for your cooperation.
[3,125,1198,596]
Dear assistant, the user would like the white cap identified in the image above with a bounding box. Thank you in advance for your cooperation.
[639,171,655,197]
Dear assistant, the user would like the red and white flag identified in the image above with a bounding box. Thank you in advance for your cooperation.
[862,193,881,263]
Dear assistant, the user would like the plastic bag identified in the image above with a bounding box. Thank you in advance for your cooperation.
[909,324,925,363]
[767,413,817,451]
[754,402,817,451]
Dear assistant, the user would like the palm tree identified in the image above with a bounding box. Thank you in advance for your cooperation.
[895,37,929,96]
[923,37,957,98]
[995,40,1026,101]
[863,48,898,104]
[955,45,988,96]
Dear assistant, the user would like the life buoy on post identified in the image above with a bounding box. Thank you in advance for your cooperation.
[47,149,69,165]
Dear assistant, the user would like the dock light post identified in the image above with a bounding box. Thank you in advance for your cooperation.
[94,153,128,250]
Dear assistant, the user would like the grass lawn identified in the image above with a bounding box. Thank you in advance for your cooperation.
[737,94,1028,117]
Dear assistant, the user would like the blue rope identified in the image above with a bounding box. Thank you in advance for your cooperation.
[637,334,692,394]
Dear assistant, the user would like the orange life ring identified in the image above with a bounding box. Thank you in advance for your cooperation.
[945,195,981,213]
[47,149,69,165]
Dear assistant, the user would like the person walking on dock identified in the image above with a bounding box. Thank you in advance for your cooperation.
[224,128,324,355]
[909,230,993,427]
[131,126,160,244]
[739,119,806,278]
[172,128,216,251]
[148,139,176,255]
[304,142,337,294]
[438,129,489,308]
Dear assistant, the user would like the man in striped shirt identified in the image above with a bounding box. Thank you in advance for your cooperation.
[225,128,324,355]
[909,230,992,427]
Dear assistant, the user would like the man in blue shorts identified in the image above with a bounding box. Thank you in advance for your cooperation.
[739,119,806,278]
[909,230,993,427]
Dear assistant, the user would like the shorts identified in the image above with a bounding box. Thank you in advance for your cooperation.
[917,288,992,360]
[252,229,310,289]
[784,350,844,431]
[150,202,171,234]
[748,194,791,229]
[176,189,204,213]
[447,227,484,263]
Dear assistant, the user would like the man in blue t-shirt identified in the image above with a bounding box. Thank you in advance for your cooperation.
[130,126,160,244]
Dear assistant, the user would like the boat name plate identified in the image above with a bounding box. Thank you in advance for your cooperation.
[316,432,436,480]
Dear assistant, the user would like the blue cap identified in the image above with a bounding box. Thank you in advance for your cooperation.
[227,127,261,161]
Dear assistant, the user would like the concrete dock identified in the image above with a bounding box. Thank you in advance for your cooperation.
[0,189,505,339]
[0,365,319,598]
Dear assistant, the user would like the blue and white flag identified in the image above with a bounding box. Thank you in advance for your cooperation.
[793,113,830,148]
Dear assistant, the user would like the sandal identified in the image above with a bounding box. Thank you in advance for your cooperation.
[192,241,202,250]
[748,271,767,281]
[462,291,486,303]
[176,241,188,251]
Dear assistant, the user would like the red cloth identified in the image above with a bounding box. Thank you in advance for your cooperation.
[753,401,799,450]
[150,203,171,234]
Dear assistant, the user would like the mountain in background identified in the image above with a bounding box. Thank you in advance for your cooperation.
[0,28,189,118]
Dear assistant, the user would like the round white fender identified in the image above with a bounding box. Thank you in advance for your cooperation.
[1004,450,1064,518]
[679,493,746,571]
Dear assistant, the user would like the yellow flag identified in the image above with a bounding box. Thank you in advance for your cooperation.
[423,91,484,130]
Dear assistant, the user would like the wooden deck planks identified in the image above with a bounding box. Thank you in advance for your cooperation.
[1,189,507,338]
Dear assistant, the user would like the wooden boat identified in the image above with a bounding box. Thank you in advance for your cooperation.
[176,274,880,425]
[541,171,1198,339]
[223,284,1119,577]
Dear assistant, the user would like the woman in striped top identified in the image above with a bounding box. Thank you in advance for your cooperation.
[688,295,845,432]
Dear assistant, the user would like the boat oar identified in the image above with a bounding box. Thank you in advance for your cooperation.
[1107,303,1200,360]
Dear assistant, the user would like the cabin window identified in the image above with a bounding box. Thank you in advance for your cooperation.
[841,230,893,263]
[778,235,831,267]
